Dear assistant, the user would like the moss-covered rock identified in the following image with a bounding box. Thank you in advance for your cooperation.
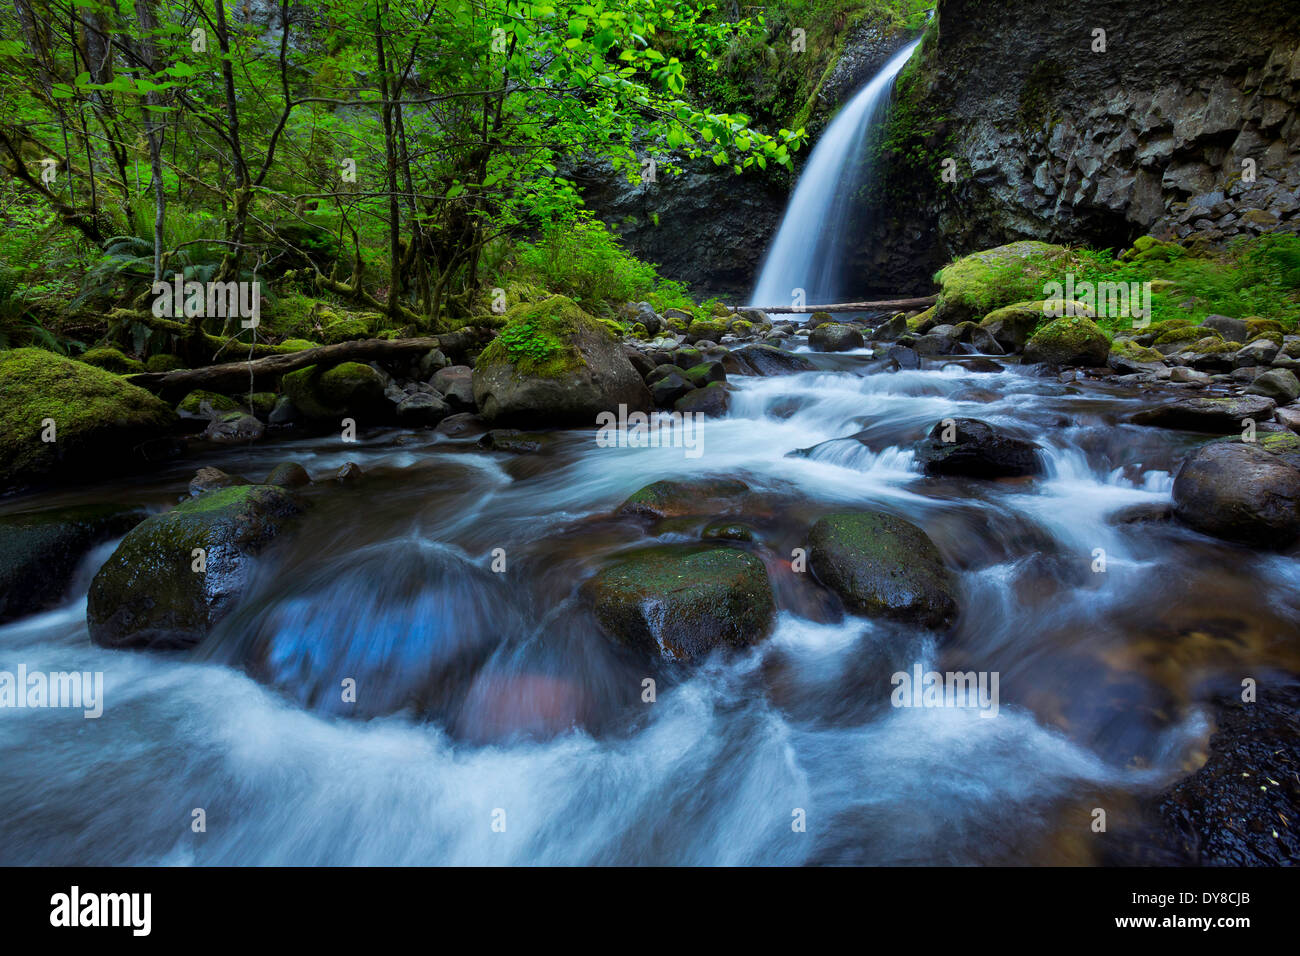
[0,503,149,623]
[583,545,775,662]
[809,322,865,352]
[320,314,375,344]
[278,338,320,352]
[245,391,278,417]
[1023,316,1110,367]
[472,295,652,426]
[934,241,1070,324]
[280,362,386,420]
[1120,235,1183,263]
[1244,318,1285,339]
[1156,325,1220,346]
[685,317,729,343]
[808,512,958,629]
[177,389,240,418]
[87,484,303,649]
[1109,339,1165,364]
[77,347,145,374]
[618,476,750,519]
[0,348,177,491]
[979,300,1092,351]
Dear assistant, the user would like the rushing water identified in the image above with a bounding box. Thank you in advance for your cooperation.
[749,39,922,308]
[4,349,1300,865]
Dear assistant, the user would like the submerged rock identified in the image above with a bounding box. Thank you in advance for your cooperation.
[87,485,302,649]
[808,512,957,629]
[0,348,177,491]
[472,296,651,426]
[0,504,149,623]
[1172,442,1300,546]
[584,545,775,662]
[618,476,749,519]
[913,417,1042,478]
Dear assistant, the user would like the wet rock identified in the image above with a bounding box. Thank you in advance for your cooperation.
[809,323,864,352]
[0,348,177,492]
[1246,368,1300,403]
[335,462,364,482]
[674,382,731,417]
[478,429,552,454]
[914,418,1043,478]
[913,332,957,355]
[729,344,816,375]
[1132,394,1276,432]
[583,545,775,662]
[967,326,1005,355]
[623,347,657,379]
[1023,316,1110,367]
[0,504,150,624]
[430,365,476,410]
[189,467,248,496]
[472,296,651,426]
[682,360,727,388]
[395,391,452,425]
[268,395,299,425]
[1276,405,1300,433]
[872,314,908,341]
[618,476,749,519]
[1108,502,1174,525]
[202,411,265,444]
[808,512,958,629]
[701,520,756,542]
[1169,367,1211,384]
[435,412,487,438]
[281,362,388,421]
[649,368,695,406]
[264,461,311,488]
[1172,442,1300,546]
[886,345,921,370]
[87,485,302,649]
[177,389,240,420]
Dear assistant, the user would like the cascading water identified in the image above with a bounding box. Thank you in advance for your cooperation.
[749,39,921,308]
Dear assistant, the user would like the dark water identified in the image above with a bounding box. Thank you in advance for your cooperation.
[3,348,1299,864]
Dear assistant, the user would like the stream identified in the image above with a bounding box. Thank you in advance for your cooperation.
[5,348,1300,864]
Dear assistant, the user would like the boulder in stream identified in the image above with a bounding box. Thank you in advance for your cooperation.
[809,323,864,352]
[618,476,749,519]
[584,545,775,662]
[1171,441,1300,547]
[808,512,958,629]
[914,417,1043,478]
[728,344,816,375]
[87,484,303,649]
[1131,394,1276,432]
[472,296,651,426]
[1023,316,1110,367]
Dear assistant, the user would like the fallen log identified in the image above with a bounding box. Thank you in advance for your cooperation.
[745,295,938,314]
[127,329,491,399]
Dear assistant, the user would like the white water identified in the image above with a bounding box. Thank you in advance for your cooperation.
[749,39,922,308]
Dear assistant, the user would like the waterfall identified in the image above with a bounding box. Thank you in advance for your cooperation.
[749,38,921,308]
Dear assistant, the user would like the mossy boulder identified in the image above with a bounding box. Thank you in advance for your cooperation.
[1023,316,1110,367]
[87,484,303,649]
[809,322,865,352]
[177,389,241,418]
[78,347,145,374]
[933,241,1070,324]
[685,317,729,343]
[472,295,651,426]
[1245,318,1285,339]
[618,476,749,519]
[0,348,177,491]
[808,512,958,628]
[583,545,775,662]
[278,338,320,352]
[145,354,185,373]
[281,362,386,420]
[1156,325,1219,346]
[1109,339,1165,365]
[979,300,1090,352]
[320,315,375,344]
[1121,235,1183,263]
[0,503,149,623]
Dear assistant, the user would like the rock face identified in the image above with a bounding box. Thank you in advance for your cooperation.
[0,348,177,491]
[914,418,1043,478]
[472,296,651,426]
[854,0,1300,291]
[87,485,302,649]
[808,512,958,629]
[0,504,149,623]
[583,545,775,662]
[1171,442,1300,546]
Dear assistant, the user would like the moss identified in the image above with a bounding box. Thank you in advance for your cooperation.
[1121,236,1184,263]
[78,347,145,374]
[178,390,240,415]
[1024,316,1111,366]
[245,392,278,416]
[0,348,176,489]
[475,295,605,379]
[1155,325,1219,345]
[145,353,185,373]
[1244,318,1285,338]
[320,315,373,344]
[278,338,320,352]
[316,362,386,410]
[935,242,1071,321]
[1110,339,1164,363]
[731,319,753,336]
[687,318,729,341]
[1186,338,1241,355]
